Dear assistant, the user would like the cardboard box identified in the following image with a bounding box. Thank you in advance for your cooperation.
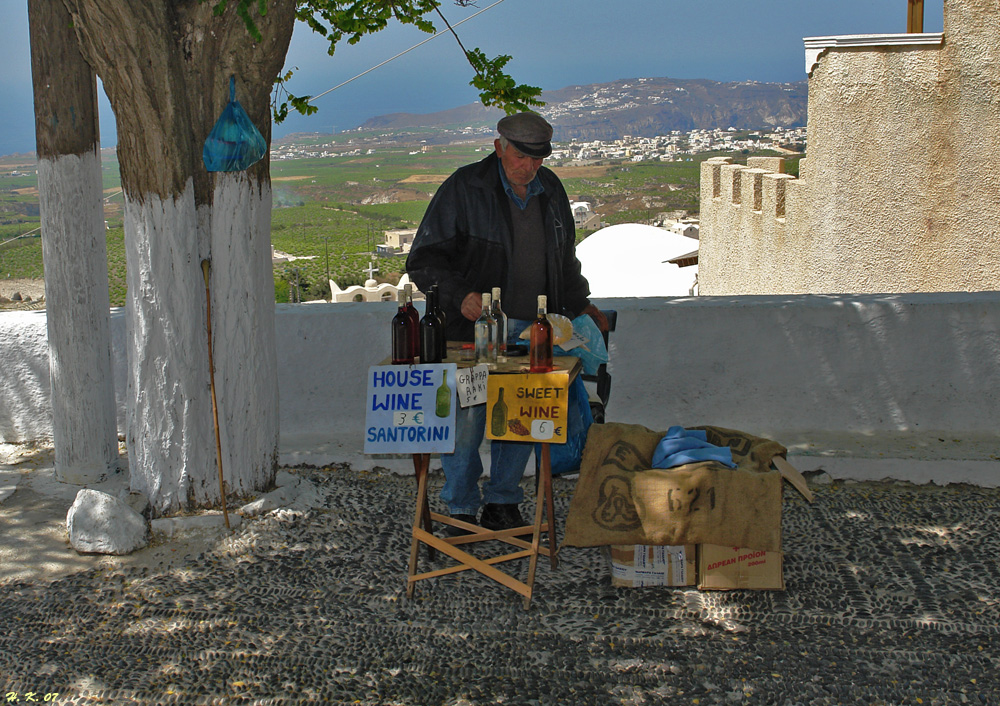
[697,544,784,590]
[605,544,696,587]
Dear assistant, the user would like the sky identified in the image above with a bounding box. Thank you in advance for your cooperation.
[0,1,944,156]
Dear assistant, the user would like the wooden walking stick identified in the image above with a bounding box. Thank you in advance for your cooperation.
[201,259,230,529]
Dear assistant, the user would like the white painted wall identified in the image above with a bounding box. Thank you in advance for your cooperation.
[3,292,999,486]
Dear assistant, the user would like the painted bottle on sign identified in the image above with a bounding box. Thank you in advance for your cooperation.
[490,387,508,437]
[435,369,451,418]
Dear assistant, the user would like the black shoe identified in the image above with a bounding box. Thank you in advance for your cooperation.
[443,513,477,537]
[479,503,525,531]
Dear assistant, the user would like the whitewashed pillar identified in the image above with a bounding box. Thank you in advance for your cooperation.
[28,0,119,483]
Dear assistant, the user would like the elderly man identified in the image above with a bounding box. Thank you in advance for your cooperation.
[406,112,607,533]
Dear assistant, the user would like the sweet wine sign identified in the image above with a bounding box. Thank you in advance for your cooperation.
[364,363,457,454]
[485,371,570,444]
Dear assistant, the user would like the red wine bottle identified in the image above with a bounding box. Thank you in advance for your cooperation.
[420,288,444,363]
[403,284,419,359]
[529,294,553,373]
[391,289,414,364]
[431,284,447,360]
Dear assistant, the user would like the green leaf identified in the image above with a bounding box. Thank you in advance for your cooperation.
[272,2,543,121]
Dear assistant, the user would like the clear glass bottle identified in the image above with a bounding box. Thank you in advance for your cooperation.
[391,289,414,364]
[491,286,508,361]
[420,287,444,363]
[403,284,420,360]
[529,294,553,373]
[474,291,497,363]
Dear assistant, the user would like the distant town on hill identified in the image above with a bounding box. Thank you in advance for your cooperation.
[338,76,808,144]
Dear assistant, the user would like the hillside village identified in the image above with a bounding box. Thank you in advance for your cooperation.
[550,126,806,163]
[269,125,806,163]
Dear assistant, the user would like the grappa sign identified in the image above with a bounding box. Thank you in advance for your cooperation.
[364,363,457,454]
[485,371,569,444]
[455,364,489,408]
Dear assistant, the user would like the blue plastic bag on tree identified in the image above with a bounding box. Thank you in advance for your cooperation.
[203,76,266,172]
[536,375,593,476]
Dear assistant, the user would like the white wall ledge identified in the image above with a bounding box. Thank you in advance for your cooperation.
[804,33,945,75]
[3,292,1000,486]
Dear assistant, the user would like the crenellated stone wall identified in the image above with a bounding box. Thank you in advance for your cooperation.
[699,0,1000,296]
[699,156,808,294]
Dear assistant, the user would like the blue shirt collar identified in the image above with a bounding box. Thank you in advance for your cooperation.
[498,159,544,210]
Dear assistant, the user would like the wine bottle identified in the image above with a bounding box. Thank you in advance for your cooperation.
[435,369,451,418]
[490,387,508,437]
[403,284,420,359]
[474,292,497,363]
[391,289,414,364]
[491,286,508,361]
[431,284,447,360]
[529,294,553,373]
[420,288,444,363]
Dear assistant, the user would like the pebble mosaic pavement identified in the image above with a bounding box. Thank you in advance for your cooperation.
[1,466,999,705]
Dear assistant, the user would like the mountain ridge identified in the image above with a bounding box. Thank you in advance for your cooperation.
[355,76,808,142]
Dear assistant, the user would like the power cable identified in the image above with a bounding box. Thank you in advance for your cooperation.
[307,0,506,104]
[0,226,41,248]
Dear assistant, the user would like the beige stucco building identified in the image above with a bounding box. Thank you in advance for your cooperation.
[698,0,1000,295]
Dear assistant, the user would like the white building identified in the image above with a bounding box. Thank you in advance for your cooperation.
[576,223,699,298]
[329,273,422,303]
[377,228,417,257]
[570,201,601,231]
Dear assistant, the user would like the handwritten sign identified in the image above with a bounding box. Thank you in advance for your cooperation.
[455,364,489,408]
[364,363,457,454]
[485,371,569,444]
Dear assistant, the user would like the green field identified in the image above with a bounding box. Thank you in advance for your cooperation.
[1,140,800,306]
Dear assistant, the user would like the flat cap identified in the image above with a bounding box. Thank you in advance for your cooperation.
[497,112,553,158]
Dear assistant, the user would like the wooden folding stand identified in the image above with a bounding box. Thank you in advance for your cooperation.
[406,357,577,610]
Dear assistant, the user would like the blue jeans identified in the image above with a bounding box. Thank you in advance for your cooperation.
[439,318,534,515]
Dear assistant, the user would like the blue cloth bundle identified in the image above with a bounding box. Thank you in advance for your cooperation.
[651,426,737,469]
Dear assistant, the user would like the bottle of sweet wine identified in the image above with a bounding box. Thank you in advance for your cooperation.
[435,369,451,418]
[420,287,444,363]
[490,387,508,437]
[391,289,414,364]
[474,292,497,363]
[529,294,553,373]
[403,284,420,359]
[491,286,508,361]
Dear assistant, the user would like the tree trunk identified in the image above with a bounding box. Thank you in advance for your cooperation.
[29,0,119,484]
[61,0,295,514]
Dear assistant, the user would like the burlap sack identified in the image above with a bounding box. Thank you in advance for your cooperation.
[562,423,787,552]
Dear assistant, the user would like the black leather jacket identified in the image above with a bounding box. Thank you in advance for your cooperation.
[406,152,592,341]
